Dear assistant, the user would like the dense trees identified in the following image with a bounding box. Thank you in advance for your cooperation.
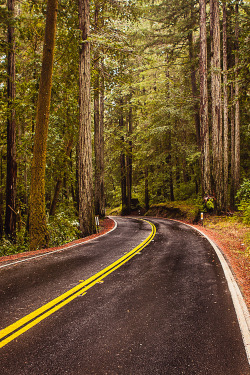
[0,0,249,251]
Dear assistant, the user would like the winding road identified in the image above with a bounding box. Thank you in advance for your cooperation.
[0,217,249,374]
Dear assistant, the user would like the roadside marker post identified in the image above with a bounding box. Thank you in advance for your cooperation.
[201,212,204,226]
[95,216,100,233]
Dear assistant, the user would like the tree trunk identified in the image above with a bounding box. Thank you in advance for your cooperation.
[145,166,149,212]
[234,1,240,195]
[188,17,200,147]
[93,8,105,218]
[78,0,95,236]
[29,0,58,250]
[5,0,17,239]
[199,0,211,196]
[126,104,133,213]
[230,83,235,208]
[0,150,3,238]
[94,54,101,216]
[99,62,105,217]
[119,100,127,215]
[222,2,229,211]
[210,0,223,211]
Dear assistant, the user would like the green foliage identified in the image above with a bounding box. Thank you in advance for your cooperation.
[236,179,250,202]
[0,237,28,257]
[48,213,80,247]
[236,179,250,224]
[205,199,214,211]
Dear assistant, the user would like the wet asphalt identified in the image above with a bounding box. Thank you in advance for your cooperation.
[0,217,249,374]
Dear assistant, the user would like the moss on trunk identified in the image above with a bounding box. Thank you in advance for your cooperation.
[29,0,58,251]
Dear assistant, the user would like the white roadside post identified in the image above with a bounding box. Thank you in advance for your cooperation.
[95,215,100,233]
[201,212,204,226]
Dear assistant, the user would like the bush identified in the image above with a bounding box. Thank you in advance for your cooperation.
[48,213,81,247]
[236,179,250,225]
[0,238,28,257]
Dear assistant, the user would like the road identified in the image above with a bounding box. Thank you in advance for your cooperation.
[0,217,249,374]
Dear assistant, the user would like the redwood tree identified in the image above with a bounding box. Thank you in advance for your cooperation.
[210,0,223,210]
[29,0,58,250]
[199,0,211,196]
[222,1,229,210]
[234,1,240,197]
[5,0,17,239]
[78,0,95,236]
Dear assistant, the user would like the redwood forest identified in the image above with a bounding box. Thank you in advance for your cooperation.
[0,0,249,254]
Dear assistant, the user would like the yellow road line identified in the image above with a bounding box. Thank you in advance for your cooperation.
[0,219,156,349]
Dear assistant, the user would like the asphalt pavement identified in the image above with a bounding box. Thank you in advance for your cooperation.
[0,217,249,374]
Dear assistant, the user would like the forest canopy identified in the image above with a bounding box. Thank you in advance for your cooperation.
[0,0,249,251]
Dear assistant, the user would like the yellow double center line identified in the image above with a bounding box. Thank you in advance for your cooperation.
[0,219,156,349]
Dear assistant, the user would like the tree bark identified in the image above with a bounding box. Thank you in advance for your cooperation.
[234,1,240,195]
[119,100,127,215]
[188,11,200,147]
[94,54,101,216]
[78,0,95,236]
[126,104,133,213]
[210,0,223,211]
[5,0,17,239]
[199,0,211,196]
[145,166,149,212]
[29,0,58,250]
[230,82,235,208]
[0,150,3,238]
[99,62,105,217]
[222,2,229,211]
[93,7,105,218]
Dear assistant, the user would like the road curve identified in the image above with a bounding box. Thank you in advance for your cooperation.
[0,217,249,374]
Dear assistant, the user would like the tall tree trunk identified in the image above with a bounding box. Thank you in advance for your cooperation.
[29,0,58,250]
[99,62,105,217]
[94,55,101,216]
[78,0,95,236]
[234,1,240,195]
[93,7,105,218]
[94,4,101,217]
[5,0,17,239]
[119,100,127,215]
[222,2,229,211]
[188,9,200,147]
[0,150,3,238]
[126,104,133,213]
[199,0,211,196]
[230,83,235,208]
[145,166,149,212]
[210,0,223,211]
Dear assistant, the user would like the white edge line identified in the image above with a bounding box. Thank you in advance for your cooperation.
[0,217,118,270]
[181,221,250,364]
